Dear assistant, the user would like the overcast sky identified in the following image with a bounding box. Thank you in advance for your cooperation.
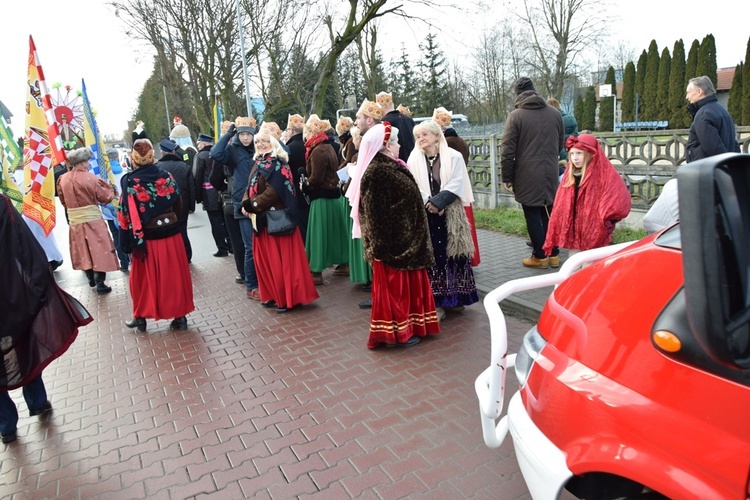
[1,0,747,138]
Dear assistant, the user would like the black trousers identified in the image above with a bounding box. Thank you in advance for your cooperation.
[522,204,558,259]
[223,204,245,277]
[207,210,230,252]
[179,220,192,263]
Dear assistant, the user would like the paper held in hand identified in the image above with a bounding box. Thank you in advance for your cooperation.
[337,165,351,183]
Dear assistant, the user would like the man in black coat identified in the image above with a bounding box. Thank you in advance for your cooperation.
[194,133,230,257]
[158,139,195,262]
[376,91,416,161]
[685,75,740,163]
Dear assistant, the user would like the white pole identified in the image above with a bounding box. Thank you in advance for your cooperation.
[237,0,252,117]
[613,93,617,132]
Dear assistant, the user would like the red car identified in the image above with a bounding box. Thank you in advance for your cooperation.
[476,153,750,499]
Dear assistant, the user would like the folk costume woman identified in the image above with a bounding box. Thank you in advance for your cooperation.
[241,132,318,313]
[432,107,481,266]
[408,121,479,319]
[118,139,195,332]
[359,123,440,348]
[301,114,349,285]
[56,147,119,294]
[543,134,631,257]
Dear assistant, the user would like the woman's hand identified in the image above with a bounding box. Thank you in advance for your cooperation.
[426,202,444,216]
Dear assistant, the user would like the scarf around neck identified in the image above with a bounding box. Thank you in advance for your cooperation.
[304,132,330,162]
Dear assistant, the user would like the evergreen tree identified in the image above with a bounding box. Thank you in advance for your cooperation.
[642,40,660,121]
[634,50,648,123]
[685,39,700,83]
[574,93,585,129]
[669,40,689,128]
[656,47,671,121]
[697,34,718,87]
[391,45,419,109]
[621,61,636,122]
[599,67,616,131]
[727,63,743,124]
[743,37,750,125]
[414,33,452,116]
[582,86,597,131]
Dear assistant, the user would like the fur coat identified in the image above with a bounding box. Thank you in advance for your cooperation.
[359,152,434,270]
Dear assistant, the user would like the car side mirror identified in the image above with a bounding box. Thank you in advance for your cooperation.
[678,153,750,369]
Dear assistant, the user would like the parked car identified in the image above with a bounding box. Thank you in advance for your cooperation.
[476,153,750,499]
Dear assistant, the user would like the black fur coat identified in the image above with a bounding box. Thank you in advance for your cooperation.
[359,153,434,270]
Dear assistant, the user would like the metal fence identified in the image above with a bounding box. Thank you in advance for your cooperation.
[466,126,750,210]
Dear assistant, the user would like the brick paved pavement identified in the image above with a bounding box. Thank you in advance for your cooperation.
[1,208,547,499]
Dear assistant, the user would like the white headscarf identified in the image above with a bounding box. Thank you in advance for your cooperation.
[407,129,474,206]
[345,123,386,238]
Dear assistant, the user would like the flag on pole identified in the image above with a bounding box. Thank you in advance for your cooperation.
[23,35,66,236]
[0,114,23,211]
[213,96,223,142]
[81,78,118,219]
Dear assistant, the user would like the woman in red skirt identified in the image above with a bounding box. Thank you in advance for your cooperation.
[117,139,195,331]
[241,131,318,313]
[358,123,440,348]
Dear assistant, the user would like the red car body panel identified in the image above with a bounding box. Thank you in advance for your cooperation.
[525,236,750,498]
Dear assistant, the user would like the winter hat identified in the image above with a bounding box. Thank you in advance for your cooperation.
[235,116,257,134]
[287,114,305,131]
[432,107,452,129]
[67,147,93,166]
[514,77,536,95]
[357,99,384,121]
[159,138,178,153]
[336,116,354,136]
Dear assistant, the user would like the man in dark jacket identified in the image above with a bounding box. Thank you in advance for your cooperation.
[285,114,310,242]
[158,139,195,262]
[501,77,564,269]
[194,133,230,258]
[685,75,740,163]
[377,91,416,161]
[209,117,260,299]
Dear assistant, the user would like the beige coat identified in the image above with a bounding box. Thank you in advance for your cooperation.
[56,167,119,271]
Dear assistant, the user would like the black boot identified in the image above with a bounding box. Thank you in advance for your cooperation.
[94,272,112,295]
[125,317,147,332]
[169,317,188,330]
[84,269,95,287]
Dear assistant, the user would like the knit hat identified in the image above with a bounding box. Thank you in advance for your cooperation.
[287,114,305,131]
[336,116,354,136]
[259,121,282,140]
[514,77,536,95]
[67,147,93,166]
[159,138,178,153]
[376,91,393,107]
[432,107,452,129]
[131,139,155,167]
[235,116,257,134]
[305,114,331,136]
[357,99,384,120]
[397,104,412,117]
[197,133,214,143]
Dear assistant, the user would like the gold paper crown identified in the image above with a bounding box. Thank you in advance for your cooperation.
[220,120,232,134]
[432,107,452,128]
[235,116,257,129]
[259,121,282,140]
[287,114,305,130]
[376,91,393,107]
[336,116,353,135]
[397,104,412,117]
[305,114,331,136]
[357,99,384,120]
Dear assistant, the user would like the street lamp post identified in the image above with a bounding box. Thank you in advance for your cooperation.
[237,0,252,117]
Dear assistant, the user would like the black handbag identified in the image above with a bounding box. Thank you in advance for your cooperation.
[266,208,297,235]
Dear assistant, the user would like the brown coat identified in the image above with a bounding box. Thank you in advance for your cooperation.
[306,143,340,191]
[56,167,119,271]
[500,92,564,206]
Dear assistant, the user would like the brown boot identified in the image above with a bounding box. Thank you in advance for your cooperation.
[312,272,323,285]
[549,256,560,268]
[522,256,549,269]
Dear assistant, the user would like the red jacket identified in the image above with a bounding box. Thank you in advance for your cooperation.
[543,135,631,254]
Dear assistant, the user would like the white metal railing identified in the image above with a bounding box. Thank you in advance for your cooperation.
[475,242,636,448]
